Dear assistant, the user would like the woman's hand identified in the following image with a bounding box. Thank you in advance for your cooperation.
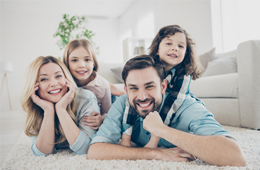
[31,82,54,113]
[55,79,76,111]
[82,111,105,130]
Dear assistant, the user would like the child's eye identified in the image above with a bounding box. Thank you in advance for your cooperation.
[71,59,77,62]
[85,59,90,62]
[56,75,62,78]
[166,43,171,45]
[179,45,184,48]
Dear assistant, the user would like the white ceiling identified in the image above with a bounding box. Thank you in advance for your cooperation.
[2,0,137,18]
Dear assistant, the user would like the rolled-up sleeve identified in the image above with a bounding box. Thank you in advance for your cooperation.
[31,136,55,156]
[69,131,91,155]
[73,88,100,154]
[174,95,235,139]
[91,95,127,145]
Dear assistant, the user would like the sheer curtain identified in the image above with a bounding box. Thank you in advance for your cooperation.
[211,0,260,53]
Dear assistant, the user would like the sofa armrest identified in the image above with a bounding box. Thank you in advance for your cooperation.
[237,40,260,129]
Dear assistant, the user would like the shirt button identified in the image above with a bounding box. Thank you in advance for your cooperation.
[146,132,150,135]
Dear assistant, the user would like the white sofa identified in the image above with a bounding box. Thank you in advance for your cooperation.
[98,40,260,130]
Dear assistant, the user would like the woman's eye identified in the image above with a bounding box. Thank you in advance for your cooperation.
[40,78,47,82]
[56,75,62,78]
[166,43,171,45]
[85,59,90,62]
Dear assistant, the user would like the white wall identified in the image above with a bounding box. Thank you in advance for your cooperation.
[118,0,213,60]
[0,1,120,111]
[220,0,260,52]
[118,1,155,58]
[153,0,213,55]
[1,0,214,111]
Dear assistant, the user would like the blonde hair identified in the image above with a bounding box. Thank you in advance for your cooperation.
[20,56,78,143]
[63,39,99,73]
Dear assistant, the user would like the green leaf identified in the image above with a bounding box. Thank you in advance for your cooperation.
[54,14,99,52]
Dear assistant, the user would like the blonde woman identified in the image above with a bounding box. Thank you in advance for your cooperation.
[21,56,100,156]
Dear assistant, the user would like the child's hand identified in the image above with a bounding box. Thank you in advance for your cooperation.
[31,82,54,113]
[82,111,104,130]
[55,79,76,110]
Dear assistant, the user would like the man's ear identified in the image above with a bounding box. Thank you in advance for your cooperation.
[161,79,167,95]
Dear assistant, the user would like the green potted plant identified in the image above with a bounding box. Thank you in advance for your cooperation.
[53,14,99,53]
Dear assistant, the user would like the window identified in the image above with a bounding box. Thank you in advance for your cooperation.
[211,0,260,53]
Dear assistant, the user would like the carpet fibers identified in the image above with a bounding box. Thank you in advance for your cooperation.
[1,125,260,170]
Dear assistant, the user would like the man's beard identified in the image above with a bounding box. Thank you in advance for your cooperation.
[130,96,162,119]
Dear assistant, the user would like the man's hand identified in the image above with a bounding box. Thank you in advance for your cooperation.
[143,111,166,137]
[156,147,196,162]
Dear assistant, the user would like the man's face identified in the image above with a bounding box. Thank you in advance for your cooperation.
[124,67,167,118]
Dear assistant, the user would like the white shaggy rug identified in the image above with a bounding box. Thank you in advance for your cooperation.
[1,125,260,170]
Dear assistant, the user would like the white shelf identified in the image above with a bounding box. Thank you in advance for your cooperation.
[123,38,153,62]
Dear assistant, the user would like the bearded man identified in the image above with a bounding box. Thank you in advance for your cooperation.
[88,55,246,166]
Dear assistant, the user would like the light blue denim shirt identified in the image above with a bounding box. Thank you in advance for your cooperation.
[31,88,100,156]
[91,93,234,147]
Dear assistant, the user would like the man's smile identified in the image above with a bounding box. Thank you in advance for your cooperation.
[136,101,153,109]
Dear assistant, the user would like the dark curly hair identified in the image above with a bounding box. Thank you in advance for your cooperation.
[149,25,203,80]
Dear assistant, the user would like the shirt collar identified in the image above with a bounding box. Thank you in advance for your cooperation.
[86,71,101,87]
[167,67,176,79]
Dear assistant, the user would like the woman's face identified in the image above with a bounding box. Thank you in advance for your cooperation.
[37,63,67,103]
[68,46,94,82]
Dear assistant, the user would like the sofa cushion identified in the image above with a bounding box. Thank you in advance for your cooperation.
[190,73,238,98]
[215,49,236,59]
[114,83,125,92]
[111,67,124,83]
[199,48,216,70]
[202,55,237,77]
[98,62,125,84]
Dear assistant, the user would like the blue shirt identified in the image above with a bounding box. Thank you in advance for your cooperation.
[31,88,100,156]
[91,93,234,148]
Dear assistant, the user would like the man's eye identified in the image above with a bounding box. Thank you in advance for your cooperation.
[146,86,154,89]
[130,87,138,90]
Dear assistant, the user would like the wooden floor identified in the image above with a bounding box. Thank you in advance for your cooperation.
[0,110,26,166]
